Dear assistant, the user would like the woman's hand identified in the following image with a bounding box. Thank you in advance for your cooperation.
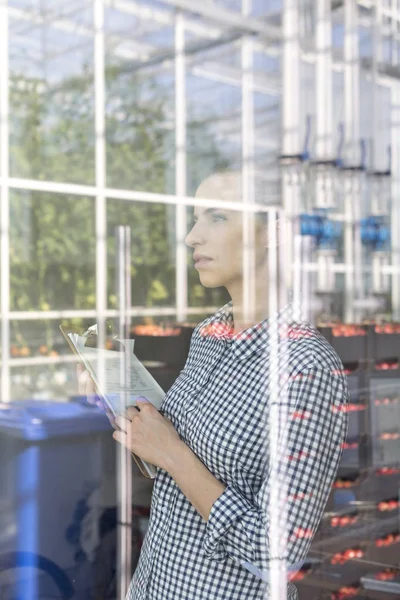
[113,399,183,472]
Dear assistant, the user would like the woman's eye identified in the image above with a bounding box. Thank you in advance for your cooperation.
[212,214,226,223]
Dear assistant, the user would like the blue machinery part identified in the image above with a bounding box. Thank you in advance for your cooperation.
[278,114,312,164]
[361,215,391,251]
[279,118,368,172]
[299,210,342,249]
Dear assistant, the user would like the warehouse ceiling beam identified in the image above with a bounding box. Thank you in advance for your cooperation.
[159,0,281,41]
[104,0,223,41]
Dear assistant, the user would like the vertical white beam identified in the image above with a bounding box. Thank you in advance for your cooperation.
[175,11,188,323]
[391,82,400,319]
[344,0,360,322]
[0,0,10,402]
[315,0,335,300]
[267,208,288,600]
[94,0,107,354]
[282,0,301,158]
[282,0,301,292]
[242,0,255,325]
[344,0,360,164]
[315,0,333,178]
[94,5,133,600]
[115,226,133,600]
[372,0,382,175]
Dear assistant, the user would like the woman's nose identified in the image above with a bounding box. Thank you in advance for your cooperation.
[185,222,204,248]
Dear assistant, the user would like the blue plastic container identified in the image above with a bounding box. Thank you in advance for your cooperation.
[0,400,114,600]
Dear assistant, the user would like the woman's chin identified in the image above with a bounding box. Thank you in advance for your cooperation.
[198,273,222,288]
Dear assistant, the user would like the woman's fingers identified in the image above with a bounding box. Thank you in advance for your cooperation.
[115,415,131,433]
[104,406,118,430]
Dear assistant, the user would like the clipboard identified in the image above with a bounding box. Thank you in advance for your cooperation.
[59,323,164,479]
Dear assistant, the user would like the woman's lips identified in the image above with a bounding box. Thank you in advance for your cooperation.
[194,257,213,269]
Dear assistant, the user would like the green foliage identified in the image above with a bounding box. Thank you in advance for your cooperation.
[8,62,231,334]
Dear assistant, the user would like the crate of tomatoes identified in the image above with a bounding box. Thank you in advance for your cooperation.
[370,323,400,364]
[318,323,369,366]
[130,324,195,367]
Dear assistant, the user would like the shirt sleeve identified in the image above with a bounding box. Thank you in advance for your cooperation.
[203,364,349,573]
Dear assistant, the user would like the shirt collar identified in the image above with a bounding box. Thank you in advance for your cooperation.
[199,301,302,360]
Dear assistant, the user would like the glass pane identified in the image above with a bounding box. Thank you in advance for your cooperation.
[105,6,175,192]
[9,318,90,401]
[254,92,281,205]
[252,0,282,15]
[186,74,242,194]
[106,199,176,308]
[9,2,95,183]
[10,191,96,311]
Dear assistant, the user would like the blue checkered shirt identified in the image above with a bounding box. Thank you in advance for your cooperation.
[127,302,349,599]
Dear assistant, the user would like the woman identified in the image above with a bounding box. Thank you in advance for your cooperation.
[84,171,349,599]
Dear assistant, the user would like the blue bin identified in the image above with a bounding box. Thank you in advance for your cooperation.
[0,400,115,600]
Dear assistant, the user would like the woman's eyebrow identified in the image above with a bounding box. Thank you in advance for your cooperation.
[193,208,226,219]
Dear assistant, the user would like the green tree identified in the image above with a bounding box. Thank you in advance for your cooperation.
[8,63,232,352]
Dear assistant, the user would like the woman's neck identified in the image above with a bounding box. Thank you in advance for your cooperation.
[227,272,271,333]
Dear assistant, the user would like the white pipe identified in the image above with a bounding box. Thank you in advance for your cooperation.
[391,81,400,319]
[343,0,361,323]
[3,176,272,215]
[7,306,221,320]
[242,0,256,326]
[175,12,188,324]
[0,0,10,402]
[282,0,301,292]
[267,209,288,600]
[94,0,107,390]
[116,225,133,600]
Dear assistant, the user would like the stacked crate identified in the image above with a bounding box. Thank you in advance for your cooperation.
[296,324,400,599]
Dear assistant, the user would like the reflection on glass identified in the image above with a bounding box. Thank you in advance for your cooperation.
[105,65,175,192]
[105,7,175,192]
[8,5,94,183]
[254,92,281,206]
[8,317,106,401]
[10,191,96,311]
[106,200,176,308]
[186,75,241,194]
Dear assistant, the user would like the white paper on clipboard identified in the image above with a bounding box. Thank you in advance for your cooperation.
[69,333,165,417]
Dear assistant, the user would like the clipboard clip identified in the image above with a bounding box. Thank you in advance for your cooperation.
[80,321,126,351]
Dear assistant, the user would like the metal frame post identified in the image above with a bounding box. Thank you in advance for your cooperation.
[315,0,335,310]
[115,225,133,600]
[0,0,10,402]
[344,0,361,323]
[282,0,301,293]
[315,0,333,178]
[242,0,256,325]
[94,0,107,373]
[175,11,188,324]
[391,81,400,319]
[267,208,288,600]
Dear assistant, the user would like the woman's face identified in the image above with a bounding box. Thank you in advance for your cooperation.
[185,205,244,288]
[185,173,266,289]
